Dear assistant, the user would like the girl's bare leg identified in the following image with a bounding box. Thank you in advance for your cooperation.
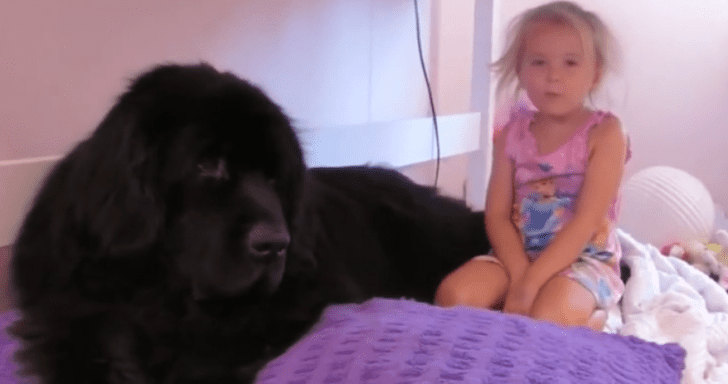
[434,259,509,309]
[529,275,605,331]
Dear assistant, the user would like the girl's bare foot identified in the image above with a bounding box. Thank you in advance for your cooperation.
[586,309,607,332]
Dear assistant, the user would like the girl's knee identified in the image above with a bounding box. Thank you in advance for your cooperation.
[529,276,597,327]
[530,304,601,330]
[434,281,464,307]
[434,260,509,308]
[434,273,478,307]
[530,300,593,327]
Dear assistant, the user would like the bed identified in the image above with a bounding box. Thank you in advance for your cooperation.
[0,158,726,383]
[252,228,728,383]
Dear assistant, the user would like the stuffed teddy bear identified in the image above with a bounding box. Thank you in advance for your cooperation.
[662,228,728,290]
[710,229,728,269]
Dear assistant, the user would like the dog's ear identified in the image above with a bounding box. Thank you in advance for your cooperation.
[12,99,164,306]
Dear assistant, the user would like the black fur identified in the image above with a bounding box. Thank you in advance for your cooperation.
[10,63,490,383]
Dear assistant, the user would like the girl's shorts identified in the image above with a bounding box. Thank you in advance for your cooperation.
[473,252,625,310]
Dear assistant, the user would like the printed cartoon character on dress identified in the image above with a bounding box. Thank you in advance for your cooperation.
[513,160,614,261]
[516,174,571,255]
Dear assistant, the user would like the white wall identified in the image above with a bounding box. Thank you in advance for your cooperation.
[0,1,424,158]
[491,0,728,208]
[2,0,490,204]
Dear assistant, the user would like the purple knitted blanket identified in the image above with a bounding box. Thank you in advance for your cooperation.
[0,300,686,383]
[256,298,686,384]
[0,311,30,384]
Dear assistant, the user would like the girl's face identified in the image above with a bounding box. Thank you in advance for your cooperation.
[518,21,599,118]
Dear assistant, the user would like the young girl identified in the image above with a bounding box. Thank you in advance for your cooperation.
[435,1,628,332]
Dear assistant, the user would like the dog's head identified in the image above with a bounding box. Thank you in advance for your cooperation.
[12,63,307,311]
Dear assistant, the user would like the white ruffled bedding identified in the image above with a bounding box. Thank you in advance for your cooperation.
[606,229,728,384]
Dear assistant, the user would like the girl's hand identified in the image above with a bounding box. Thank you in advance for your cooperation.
[502,268,544,316]
[503,258,531,315]
[502,279,539,315]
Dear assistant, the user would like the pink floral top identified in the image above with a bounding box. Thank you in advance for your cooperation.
[500,108,630,273]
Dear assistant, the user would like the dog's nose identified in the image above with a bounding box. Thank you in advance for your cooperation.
[247,223,290,261]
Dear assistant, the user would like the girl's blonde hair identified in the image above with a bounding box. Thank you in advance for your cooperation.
[492,1,620,101]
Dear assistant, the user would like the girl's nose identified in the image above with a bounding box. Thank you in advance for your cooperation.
[547,65,562,81]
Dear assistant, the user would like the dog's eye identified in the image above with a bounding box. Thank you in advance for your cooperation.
[198,159,229,180]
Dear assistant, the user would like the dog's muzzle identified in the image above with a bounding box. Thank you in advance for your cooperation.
[190,221,290,303]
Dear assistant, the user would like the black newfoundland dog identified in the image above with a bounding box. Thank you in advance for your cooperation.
[10,63,490,383]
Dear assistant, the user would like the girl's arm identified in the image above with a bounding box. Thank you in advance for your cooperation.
[525,115,627,287]
[485,126,530,282]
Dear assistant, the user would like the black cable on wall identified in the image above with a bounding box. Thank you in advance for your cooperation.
[413,0,441,188]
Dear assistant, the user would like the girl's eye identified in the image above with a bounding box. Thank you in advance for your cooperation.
[531,59,545,66]
[566,60,579,66]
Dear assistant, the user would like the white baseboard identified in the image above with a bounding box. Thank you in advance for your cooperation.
[0,113,482,245]
[0,156,61,246]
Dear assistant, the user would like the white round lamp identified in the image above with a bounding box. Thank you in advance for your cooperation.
[618,166,715,248]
